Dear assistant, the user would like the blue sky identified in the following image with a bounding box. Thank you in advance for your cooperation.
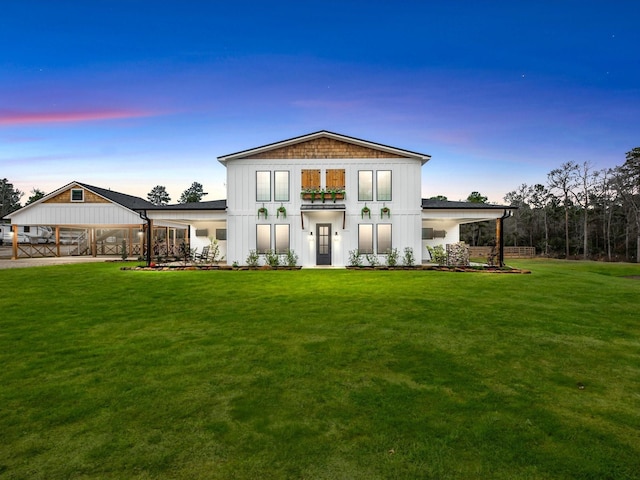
[1,1,638,204]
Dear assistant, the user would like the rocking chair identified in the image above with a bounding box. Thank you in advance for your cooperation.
[194,245,210,263]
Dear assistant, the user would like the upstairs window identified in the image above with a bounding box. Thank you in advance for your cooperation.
[71,188,84,202]
[256,171,271,202]
[358,171,373,201]
[274,171,290,202]
[376,170,392,201]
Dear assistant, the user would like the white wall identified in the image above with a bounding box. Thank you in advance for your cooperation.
[8,203,142,225]
[421,220,462,262]
[189,221,228,261]
[226,157,423,267]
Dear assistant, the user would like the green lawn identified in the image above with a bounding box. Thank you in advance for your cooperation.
[1,260,639,479]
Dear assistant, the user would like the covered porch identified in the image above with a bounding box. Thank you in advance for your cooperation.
[3,222,189,260]
[421,199,514,266]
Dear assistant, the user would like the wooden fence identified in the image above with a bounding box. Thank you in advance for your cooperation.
[468,246,536,258]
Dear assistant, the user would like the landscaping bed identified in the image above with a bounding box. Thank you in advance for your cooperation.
[121,264,302,271]
[123,264,530,273]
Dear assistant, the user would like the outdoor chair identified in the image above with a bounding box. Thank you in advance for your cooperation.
[194,245,210,262]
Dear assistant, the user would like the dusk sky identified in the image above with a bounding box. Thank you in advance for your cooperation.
[2,1,639,204]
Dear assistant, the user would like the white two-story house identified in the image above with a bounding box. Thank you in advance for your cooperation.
[3,131,513,266]
[217,130,512,267]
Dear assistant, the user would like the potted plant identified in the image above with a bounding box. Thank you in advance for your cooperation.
[380,204,391,218]
[361,204,371,219]
[257,204,268,219]
[277,204,287,219]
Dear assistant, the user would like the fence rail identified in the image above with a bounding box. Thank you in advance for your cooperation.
[468,246,536,258]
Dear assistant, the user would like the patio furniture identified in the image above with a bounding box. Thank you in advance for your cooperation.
[194,245,210,262]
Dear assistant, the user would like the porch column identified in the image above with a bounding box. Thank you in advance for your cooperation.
[496,217,504,267]
[11,224,18,260]
[91,228,97,257]
[55,227,61,257]
[147,219,154,264]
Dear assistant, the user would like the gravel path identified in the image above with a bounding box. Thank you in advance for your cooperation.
[0,256,124,269]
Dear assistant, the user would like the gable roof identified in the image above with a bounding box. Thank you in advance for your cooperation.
[2,181,152,219]
[217,130,431,164]
[75,182,156,210]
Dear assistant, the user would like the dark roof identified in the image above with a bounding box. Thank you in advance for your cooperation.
[77,182,155,210]
[157,200,227,210]
[78,183,227,211]
[422,199,516,210]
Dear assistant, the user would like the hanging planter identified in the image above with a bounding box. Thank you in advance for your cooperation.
[380,205,391,218]
[277,204,287,219]
[257,204,268,219]
[361,204,371,219]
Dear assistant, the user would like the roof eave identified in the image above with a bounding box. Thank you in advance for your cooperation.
[217,130,431,164]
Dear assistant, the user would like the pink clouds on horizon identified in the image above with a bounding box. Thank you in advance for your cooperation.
[0,109,158,127]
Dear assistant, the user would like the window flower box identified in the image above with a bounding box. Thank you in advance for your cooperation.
[301,189,345,203]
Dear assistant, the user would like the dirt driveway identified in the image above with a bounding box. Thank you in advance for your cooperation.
[0,256,123,269]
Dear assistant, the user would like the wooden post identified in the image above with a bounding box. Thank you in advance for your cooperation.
[496,216,505,267]
[55,226,61,257]
[91,228,97,257]
[11,225,18,260]
[148,219,154,263]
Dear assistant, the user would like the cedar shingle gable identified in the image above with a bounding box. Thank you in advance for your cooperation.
[246,137,406,159]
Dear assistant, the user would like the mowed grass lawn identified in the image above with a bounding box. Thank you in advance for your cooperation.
[1,260,639,479]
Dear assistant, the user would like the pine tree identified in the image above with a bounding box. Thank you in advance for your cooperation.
[0,178,23,217]
[147,185,171,206]
[179,182,208,204]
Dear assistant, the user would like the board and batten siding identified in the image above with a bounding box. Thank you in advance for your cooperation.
[13,203,143,226]
[225,155,423,267]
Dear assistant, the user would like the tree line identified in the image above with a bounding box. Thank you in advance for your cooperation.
[460,147,640,262]
[4,147,639,262]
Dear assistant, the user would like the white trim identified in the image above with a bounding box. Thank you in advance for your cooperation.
[218,131,431,164]
[70,188,85,202]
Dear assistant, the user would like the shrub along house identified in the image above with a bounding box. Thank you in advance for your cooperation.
[3,131,514,266]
